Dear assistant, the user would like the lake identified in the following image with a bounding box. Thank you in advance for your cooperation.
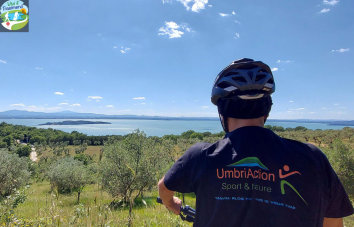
[0,119,352,137]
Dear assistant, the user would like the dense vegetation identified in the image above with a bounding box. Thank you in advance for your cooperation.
[0,122,353,226]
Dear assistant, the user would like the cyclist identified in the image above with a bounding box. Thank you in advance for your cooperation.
[158,58,354,227]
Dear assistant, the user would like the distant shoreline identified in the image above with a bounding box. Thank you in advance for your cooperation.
[39,120,111,126]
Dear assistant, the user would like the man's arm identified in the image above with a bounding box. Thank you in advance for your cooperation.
[158,176,181,215]
[323,217,343,227]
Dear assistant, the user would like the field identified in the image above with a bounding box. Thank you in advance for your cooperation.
[14,181,194,226]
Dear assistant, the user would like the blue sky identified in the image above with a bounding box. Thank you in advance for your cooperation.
[0,0,353,119]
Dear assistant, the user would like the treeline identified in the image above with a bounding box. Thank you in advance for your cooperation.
[0,122,123,147]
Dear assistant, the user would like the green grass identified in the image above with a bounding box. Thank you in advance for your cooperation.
[9,180,353,226]
[39,146,103,162]
[11,181,193,226]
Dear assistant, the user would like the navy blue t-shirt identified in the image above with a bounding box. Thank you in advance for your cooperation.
[164,126,354,227]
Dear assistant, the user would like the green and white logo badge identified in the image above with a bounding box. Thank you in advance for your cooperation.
[1,0,28,31]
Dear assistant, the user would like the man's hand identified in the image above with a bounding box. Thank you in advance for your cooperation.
[163,196,182,215]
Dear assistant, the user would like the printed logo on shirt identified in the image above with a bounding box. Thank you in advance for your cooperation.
[216,157,308,208]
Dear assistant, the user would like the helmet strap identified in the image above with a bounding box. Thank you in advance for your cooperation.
[218,99,231,133]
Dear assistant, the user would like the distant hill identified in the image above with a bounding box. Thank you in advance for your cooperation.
[0,110,353,126]
[0,110,219,121]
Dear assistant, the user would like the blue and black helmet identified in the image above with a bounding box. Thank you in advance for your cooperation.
[211,58,275,106]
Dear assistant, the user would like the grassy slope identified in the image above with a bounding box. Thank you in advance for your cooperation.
[15,181,193,226]
[39,145,103,162]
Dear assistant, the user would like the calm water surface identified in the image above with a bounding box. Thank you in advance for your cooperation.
[0,119,351,137]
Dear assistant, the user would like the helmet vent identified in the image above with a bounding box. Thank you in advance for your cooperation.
[257,69,268,73]
[224,72,240,77]
[267,78,274,84]
[217,81,234,89]
[232,76,247,83]
[255,74,266,82]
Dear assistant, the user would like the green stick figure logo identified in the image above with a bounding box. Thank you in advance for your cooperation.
[279,165,308,206]
[1,0,29,31]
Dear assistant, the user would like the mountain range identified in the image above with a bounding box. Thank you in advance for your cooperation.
[0,110,354,126]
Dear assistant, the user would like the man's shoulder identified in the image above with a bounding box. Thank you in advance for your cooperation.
[186,139,230,156]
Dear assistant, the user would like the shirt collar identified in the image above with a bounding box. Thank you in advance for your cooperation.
[224,126,267,138]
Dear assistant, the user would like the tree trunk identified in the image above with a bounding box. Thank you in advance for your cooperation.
[78,191,80,203]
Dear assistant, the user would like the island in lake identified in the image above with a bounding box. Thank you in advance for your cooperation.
[39,120,111,126]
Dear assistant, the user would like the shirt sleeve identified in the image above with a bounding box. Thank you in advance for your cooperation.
[322,153,354,218]
[164,143,206,193]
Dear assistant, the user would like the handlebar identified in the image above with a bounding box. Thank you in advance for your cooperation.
[156,197,196,223]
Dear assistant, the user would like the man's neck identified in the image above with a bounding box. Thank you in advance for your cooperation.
[228,117,264,132]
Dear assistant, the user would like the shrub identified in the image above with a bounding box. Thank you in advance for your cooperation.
[16,145,32,157]
[0,150,30,198]
[100,129,169,203]
[47,157,91,203]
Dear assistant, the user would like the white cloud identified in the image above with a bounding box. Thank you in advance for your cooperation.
[181,23,194,33]
[0,60,7,64]
[133,97,145,100]
[289,101,294,103]
[70,89,74,91]
[339,107,346,109]
[54,92,64,95]
[202,106,209,109]
[177,0,208,13]
[235,20,241,24]
[219,13,230,17]
[141,103,146,105]
[295,108,305,110]
[332,48,349,52]
[83,71,86,73]
[35,67,43,69]
[271,68,279,72]
[232,11,236,15]
[88,96,103,99]
[70,104,81,107]
[120,47,131,54]
[208,4,212,7]
[96,100,100,102]
[323,0,339,6]
[319,8,330,13]
[158,21,192,38]
[234,33,240,39]
[11,103,25,107]
[277,60,291,63]
[106,105,114,108]
[59,103,69,105]
[334,103,339,105]
[98,33,102,36]
[113,46,117,49]
[195,100,199,101]
[28,105,36,108]
[86,99,91,101]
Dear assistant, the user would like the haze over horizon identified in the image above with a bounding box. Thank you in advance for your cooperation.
[1,0,353,120]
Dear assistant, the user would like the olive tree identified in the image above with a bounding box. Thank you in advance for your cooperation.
[100,129,169,203]
[323,139,354,199]
[47,157,91,203]
[0,150,30,198]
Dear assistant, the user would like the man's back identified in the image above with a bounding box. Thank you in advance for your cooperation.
[164,126,353,227]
